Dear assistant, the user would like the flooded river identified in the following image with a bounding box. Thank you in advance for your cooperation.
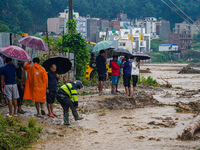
[29,63,200,150]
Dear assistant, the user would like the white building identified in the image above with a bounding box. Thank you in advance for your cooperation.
[143,17,158,39]
[159,44,179,52]
[98,27,151,53]
[59,9,79,19]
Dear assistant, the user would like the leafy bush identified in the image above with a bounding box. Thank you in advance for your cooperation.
[63,19,90,80]
[0,116,43,150]
[137,76,159,86]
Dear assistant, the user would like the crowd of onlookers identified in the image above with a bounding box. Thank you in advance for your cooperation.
[96,50,140,96]
[0,55,58,117]
[0,55,83,125]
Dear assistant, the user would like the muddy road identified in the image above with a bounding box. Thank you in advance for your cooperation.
[2,63,200,150]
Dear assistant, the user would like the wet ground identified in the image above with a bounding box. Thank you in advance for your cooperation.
[1,63,200,150]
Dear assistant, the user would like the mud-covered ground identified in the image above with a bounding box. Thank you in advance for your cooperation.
[1,63,200,150]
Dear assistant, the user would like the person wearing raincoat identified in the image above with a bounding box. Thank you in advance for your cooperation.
[23,57,48,117]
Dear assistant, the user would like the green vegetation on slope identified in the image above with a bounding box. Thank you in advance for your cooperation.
[1,0,200,33]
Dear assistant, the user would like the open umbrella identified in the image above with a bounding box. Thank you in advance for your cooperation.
[92,41,113,54]
[0,45,32,61]
[110,48,132,57]
[42,56,72,74]
[130,52,151,60]
[18,36,49,51]
[105,46,115,58]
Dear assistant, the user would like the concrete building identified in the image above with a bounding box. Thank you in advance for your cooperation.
[110,20,120,31]
[156,20,171,39]
[100,20,110,32]
[173,22,200,38]
[169,34,192,50]
[143,17,158,39]
[117,11,129,21]
[47,9,79,35]
[87,18,100,42]
[47,17,65,35]
[159,44,179,52]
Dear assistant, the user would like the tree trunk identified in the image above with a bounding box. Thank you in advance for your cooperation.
[181,115,200,140]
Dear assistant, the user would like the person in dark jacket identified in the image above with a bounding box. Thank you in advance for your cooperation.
[16,61,26,114]
[57,80,84,125]
[46,64,59,118]
[96,50,107,95]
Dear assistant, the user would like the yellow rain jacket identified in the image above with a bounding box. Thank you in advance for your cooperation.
[23,62,48,103]
[57,83,78,102]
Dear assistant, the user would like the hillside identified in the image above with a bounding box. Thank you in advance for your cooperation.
[0,0,200,33]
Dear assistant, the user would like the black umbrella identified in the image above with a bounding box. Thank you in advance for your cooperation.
[42,56,72,74]
[110,48,132,57]
[130,52,151,60]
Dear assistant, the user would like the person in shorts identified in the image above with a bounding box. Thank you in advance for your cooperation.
[111,55,120,94]
[121,55,132,96]
[0,57,19,117]
[96,50,107,95]
[46,64,59,118]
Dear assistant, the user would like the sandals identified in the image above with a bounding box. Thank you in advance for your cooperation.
[34,114,41,117]
[47,114,54,118]
[5,114,12,118]
[53,113,58,117]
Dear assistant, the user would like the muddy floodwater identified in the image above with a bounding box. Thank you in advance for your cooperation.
[29,63,200,149]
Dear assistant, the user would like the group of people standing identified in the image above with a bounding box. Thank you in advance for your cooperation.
[0,55,83,125]
[96,50,140,96]
[0,56,57,117]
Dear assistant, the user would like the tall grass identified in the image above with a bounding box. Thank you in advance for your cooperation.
[137,76,159,87]
[0,116,43,150]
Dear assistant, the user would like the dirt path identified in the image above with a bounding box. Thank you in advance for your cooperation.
[10,63,200,150]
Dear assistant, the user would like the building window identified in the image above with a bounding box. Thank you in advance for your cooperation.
[119,43,126,46]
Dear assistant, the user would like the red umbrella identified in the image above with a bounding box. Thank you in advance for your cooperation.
[18,36,49,51]
[0,45,32,61]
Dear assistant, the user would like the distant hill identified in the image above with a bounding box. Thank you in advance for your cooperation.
[0,0,200,33]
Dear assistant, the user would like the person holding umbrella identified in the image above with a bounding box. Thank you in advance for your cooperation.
[96,50,107,95]
[0,57,19,117]
[46,64,59,118]
[121,55,132,97]
[23,57,48,117]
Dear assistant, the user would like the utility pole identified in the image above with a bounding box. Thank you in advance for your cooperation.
[69,0,73,34]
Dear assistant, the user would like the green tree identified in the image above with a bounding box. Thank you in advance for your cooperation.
[63,19,90,79]
[0,21,9,32]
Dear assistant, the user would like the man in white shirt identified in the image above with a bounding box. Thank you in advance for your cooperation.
[131,58,140,91]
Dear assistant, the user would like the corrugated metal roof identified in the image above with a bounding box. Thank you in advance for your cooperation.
[159,44,178,46]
